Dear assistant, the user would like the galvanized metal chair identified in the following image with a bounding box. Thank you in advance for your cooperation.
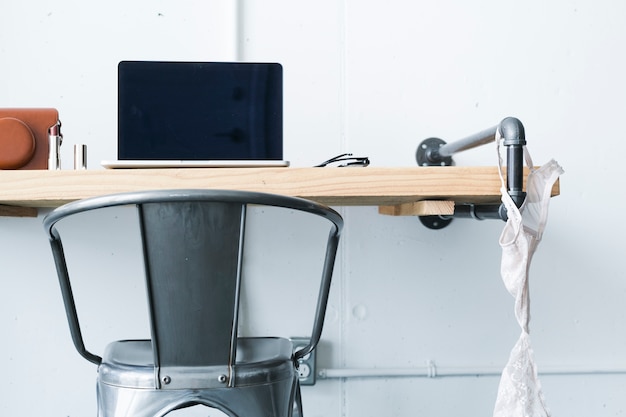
[43,189,343,417]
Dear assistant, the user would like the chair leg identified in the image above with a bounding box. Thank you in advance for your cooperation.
[211,378,297,417]
[292,381,303,417]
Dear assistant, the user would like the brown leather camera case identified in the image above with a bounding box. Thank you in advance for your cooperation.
[0,108,60,170]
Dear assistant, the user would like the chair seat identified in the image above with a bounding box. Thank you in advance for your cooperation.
[99,337,295,389]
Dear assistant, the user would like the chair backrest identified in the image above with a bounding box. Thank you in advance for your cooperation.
[44,189,343,377]
[140,200,244,371]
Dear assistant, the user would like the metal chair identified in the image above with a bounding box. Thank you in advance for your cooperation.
[43,189,343,417]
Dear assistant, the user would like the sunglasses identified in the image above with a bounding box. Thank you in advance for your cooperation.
[315,153,370,167]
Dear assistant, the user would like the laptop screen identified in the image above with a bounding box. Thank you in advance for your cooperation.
[118,61,283,161]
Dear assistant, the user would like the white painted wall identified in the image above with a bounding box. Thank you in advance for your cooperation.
[1,1,625,416]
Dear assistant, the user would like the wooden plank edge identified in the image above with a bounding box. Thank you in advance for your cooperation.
[0,205,38,218]
[379,200,455,216]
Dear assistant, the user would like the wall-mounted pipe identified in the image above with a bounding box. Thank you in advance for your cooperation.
[415,117,527,229]
[318,365,626,380]
[416,125,498,167]
[499,116,526,208]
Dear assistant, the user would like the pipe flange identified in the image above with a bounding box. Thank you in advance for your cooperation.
[416,138,453,166]
[419,215,453,230]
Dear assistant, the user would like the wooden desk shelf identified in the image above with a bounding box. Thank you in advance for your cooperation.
[0,167,560,217]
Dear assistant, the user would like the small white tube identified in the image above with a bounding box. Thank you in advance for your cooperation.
[74,144,87,170]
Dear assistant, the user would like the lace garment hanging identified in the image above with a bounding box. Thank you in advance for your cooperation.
[493,141,563,417]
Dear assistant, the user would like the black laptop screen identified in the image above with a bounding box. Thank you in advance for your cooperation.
[118,61,283,160]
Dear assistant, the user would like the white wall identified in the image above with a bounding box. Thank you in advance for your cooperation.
[1,1,625,416]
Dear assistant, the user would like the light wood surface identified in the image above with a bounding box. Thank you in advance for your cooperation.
[378,200,455,216]
[0,166,560,217]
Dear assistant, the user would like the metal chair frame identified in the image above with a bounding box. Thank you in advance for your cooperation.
[44,189,343,417]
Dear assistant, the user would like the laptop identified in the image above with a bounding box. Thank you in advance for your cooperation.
[102,61,289,168]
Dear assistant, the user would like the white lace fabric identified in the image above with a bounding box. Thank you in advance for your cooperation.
[493,144,563,417]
